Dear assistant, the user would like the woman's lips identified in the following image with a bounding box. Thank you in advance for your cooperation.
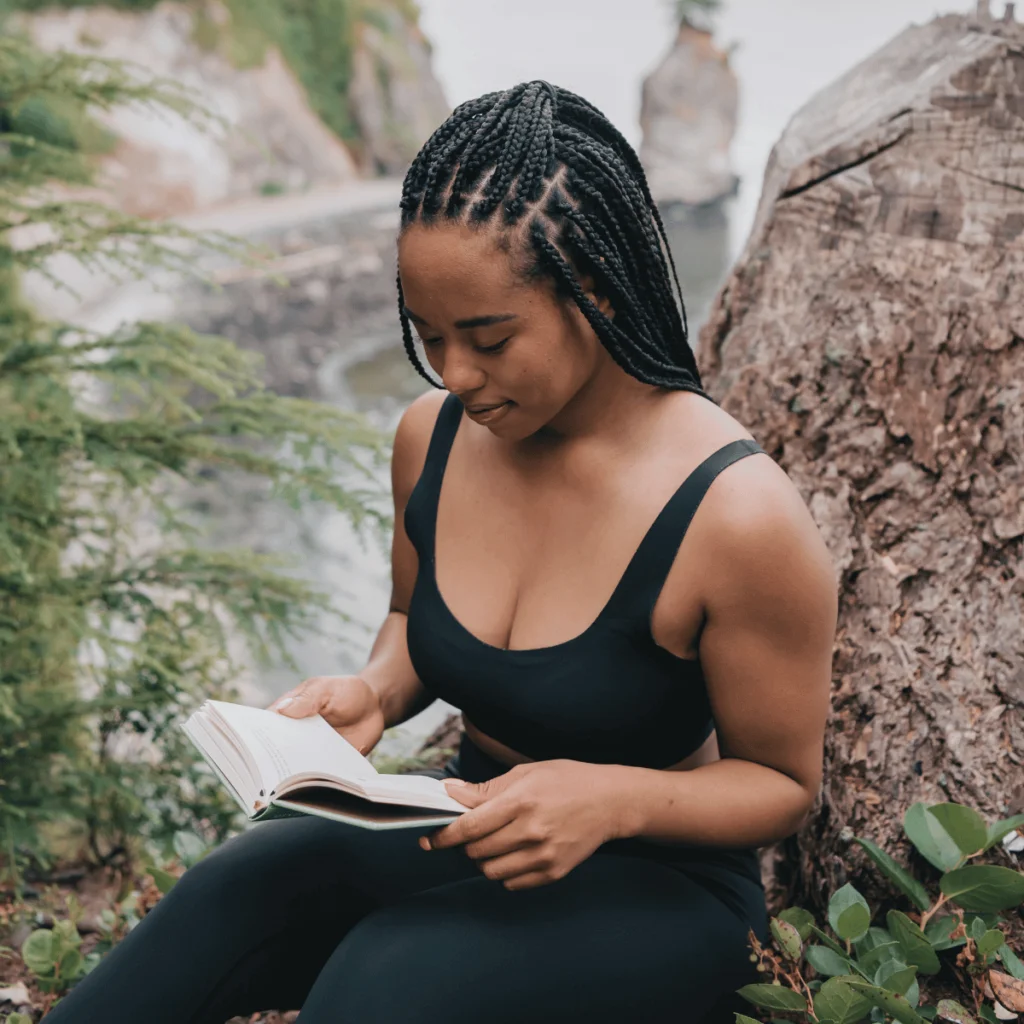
[465,401,511,423]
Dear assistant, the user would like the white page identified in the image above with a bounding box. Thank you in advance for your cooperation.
[182,716,256,809]
[205,700,377,798]
[361,773,468,813]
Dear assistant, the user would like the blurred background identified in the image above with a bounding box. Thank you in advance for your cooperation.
[9,0,950,762]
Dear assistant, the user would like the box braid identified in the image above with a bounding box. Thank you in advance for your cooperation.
[396,80,710,399]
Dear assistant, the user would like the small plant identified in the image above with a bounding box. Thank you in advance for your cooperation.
[736,801,1024,1024]
[672,0,723,25]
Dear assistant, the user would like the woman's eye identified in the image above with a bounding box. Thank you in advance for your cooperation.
[478,337,511,354]
[422,337,442,347]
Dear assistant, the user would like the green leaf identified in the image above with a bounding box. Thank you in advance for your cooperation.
[874,959,917,996]
[807,943,852,977]
[887,910,941,975]
[829,884,872,942]
[7,1014,33,1024]
[924,915,962,951]
[813,976,874,1024]
[172,830,207,867]
[977,929,1005,958]
[779,906,816,942]
[970,917,988,942]
[57,946,82,980]
[145,863,179,896]
[858,940,902,976]
[928,804,989,857]
[770,916,803,961]
[734,1016,763,1024]
[812,924,851,957]
[940,865,1024,912]
[984,814,1024,852]
[21,928,56,975]
[997,943,1024,981]
[854,837,932,912]
[935,999,977,1024]
[736,983,808,1011]
[978,1006,999,1024]
[840,977,929,1024]
[905,804,962,872]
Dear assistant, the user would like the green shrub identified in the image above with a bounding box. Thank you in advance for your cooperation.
[0,35,390,887]
[737,801,1024,1024]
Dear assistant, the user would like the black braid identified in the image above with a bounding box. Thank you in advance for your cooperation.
[397,79,708,399]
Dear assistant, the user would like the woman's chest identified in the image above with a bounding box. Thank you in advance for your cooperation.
[432,453,708,659]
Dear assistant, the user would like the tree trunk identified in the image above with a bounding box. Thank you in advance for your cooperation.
[697,9,1024,913]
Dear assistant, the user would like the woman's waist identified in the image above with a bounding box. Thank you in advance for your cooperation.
[445,731,763,881]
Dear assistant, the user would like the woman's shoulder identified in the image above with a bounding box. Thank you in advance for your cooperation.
[658,390,832,599]
[391,389,451,505]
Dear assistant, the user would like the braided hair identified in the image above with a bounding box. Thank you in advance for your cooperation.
[396,80,709,399]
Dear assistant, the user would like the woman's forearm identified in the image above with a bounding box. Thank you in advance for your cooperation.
[604,757,815,850]
[358,610,435,728]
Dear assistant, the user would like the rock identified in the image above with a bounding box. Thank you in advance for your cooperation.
[0,981,32,1008]
[412,712,463,772]
[19,2,359,218]
[348,8,450,174]
[639,22,739,207]
[697,9,1024,911]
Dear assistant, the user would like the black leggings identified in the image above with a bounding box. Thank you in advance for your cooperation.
[44,734,768,1023]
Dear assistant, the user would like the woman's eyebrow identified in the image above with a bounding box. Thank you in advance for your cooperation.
[402,306,518,330]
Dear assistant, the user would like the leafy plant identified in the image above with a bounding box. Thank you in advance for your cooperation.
[672,0,723,25]
[0,35,390,887]
[736,801,1024,1024]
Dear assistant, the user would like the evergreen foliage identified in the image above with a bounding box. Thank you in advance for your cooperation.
[0,35,389,886]
[1,0,424,144]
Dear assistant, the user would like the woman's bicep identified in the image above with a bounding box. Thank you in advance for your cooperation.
[698,473,838,804]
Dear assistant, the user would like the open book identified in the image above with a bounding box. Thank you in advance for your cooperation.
[182,699,467,830]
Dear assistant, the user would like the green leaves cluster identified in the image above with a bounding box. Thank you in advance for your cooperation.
[0,34,391,884]
[737,801,1024,1024]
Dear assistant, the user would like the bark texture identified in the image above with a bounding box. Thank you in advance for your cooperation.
[697,10,1024,911]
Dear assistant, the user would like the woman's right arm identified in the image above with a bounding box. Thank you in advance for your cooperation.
[267,390,448,747]
[359,389,448,727]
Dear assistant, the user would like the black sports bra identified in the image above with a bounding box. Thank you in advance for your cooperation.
[404,392,767,770]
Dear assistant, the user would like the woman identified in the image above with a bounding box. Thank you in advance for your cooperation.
[46,81,836,1023]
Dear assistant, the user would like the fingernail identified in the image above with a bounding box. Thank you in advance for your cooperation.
[274,697,294,711]
[444,778,467,787]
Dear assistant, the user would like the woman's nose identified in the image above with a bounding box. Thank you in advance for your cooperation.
[440,346,486,394]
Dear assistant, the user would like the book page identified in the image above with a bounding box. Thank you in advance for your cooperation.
[205,700,377,797]
[359,773,468,813]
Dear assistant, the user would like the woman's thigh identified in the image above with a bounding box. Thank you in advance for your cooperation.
[298,852,761,1024]
[45,812,483,1024]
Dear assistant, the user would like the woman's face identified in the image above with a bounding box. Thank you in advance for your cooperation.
[397,220,614,439]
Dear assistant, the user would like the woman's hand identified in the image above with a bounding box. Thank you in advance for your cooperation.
[266,675,386,756]
[421,760,627,891]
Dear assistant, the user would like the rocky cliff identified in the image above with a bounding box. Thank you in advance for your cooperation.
[11,0,449,218]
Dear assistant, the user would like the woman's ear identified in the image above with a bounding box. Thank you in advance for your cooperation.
[579,274,616,320]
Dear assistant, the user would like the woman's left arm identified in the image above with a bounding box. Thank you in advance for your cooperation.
[610,466,838,849]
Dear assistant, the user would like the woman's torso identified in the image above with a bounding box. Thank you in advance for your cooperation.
[403,389,769,773]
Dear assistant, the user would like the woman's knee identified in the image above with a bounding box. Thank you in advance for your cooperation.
[299,902,469,1023]
[170,816,355,914]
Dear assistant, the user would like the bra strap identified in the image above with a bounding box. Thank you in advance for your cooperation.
[407,391,464,562]
[603,438,766,622]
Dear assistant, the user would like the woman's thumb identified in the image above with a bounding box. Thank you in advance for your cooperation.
[269,691,315,717]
